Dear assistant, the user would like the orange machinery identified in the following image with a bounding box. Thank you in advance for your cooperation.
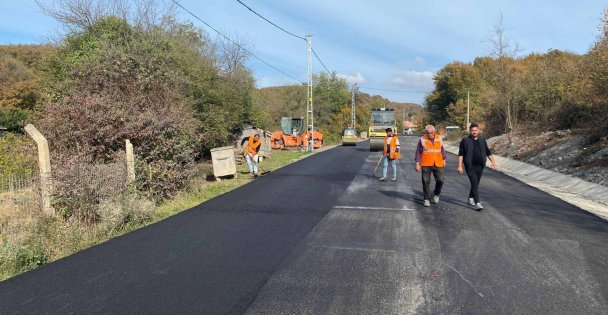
[270,117,323,149]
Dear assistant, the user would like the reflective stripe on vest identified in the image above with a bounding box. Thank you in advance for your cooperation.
[420,135,444,167]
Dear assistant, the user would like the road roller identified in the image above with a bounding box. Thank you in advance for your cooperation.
[368,107,397,151]
[342,127,358,146]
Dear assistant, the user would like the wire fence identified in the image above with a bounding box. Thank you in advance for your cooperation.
[0,172,40,214]
[0,158,129,221]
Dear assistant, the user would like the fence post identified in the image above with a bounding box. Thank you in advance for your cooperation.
[125,139,135,184]
[24,124,53,215]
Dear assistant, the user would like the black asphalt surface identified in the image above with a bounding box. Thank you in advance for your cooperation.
[2,137,608,314]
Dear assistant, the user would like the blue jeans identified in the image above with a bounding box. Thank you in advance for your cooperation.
[382,156,397,178]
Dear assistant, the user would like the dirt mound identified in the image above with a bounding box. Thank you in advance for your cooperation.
[487,130,608,186]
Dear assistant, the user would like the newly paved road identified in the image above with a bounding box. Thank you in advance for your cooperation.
[2,136,608,314]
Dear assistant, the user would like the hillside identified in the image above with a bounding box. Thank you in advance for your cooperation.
[488,130,608,187]
[254,85,423,137]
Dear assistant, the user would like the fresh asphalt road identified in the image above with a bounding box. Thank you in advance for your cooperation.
[2,136,608,314]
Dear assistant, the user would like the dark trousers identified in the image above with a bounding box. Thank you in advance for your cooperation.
[422,166,444,200]
[465,165,484,203]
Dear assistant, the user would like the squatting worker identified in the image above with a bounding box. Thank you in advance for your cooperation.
[457,123,498,210]
[415,124,446,207]
[241,133,262,178]
[380,127,400,181]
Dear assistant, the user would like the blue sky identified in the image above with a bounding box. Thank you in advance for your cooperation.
[1,1,606,104]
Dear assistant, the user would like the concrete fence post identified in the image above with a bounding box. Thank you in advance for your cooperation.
[24,124,53,215]
[125,139,135,184]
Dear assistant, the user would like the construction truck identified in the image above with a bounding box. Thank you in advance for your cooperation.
[368,108,397,151]
[270,117,323,150]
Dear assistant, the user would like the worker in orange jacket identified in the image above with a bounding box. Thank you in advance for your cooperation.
[241,133,262,178]
[380,127,401,181]
[415,125,446,207]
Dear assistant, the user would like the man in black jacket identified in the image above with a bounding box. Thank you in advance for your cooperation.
[457,123,498,210]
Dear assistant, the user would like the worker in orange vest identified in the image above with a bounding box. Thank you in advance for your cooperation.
[380,127,400,181]
[241,133,262,178]
[415,125,446,207]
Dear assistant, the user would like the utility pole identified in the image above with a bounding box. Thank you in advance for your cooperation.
[402,108,405,134]
[351,83,357,129]
[306,35,314,152]
[466,90,471,129]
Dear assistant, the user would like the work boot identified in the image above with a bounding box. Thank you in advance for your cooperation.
[423,199,430,207]
[433,195,440,204]
[379,176,387,181]
[475,202,483,211]
[468,198,475,206]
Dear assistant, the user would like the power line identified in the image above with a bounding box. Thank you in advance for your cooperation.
[171,0,304,84]
[235,0,333,74]
[359,86,430,93]
[235,0,306,41]
[311,47,331,73]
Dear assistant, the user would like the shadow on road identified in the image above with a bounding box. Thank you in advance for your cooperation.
[378,190,416,202]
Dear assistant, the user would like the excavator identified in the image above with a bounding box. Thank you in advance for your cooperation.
[368,108,397,151]
[270,117,323,149]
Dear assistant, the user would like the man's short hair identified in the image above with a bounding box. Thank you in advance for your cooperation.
[385,128,392,132]
[469,123,479,129]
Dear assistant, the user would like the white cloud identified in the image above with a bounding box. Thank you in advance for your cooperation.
[415,57,426,65]
[337,72,365,85]
[392,71,435,91]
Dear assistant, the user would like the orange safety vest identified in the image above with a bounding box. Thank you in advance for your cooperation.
[420,134,444,167]
[246,136,261,156]
[383,136,401,159]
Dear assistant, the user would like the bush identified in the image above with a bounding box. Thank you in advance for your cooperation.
[0,133,36,177]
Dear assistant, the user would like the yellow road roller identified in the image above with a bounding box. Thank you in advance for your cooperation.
[368,108,397,151]
[342,127,358,146]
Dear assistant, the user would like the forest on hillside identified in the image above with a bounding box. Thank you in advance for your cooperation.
[252,78,422,142]
[425,13,608,146]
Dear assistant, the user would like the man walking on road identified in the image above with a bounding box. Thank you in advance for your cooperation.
[379,127,400,181]
[415,125,446,207]
[241,133,262,178]
[457,123,498,210]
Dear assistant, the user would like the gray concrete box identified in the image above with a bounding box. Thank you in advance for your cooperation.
[211,146,237,178]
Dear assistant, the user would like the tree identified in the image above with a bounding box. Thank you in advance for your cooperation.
[484,13,521,139]
[425,62,483,127]
[585,8,608,140]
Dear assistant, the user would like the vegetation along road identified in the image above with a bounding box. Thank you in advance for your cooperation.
[1,137,607,314]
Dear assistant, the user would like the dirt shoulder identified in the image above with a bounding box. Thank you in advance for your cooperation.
[487,130,608,186]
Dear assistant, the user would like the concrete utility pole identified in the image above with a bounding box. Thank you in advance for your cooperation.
[306,35,314,152]
[402,108,405,133]
[467,90,470,129]
[24,124,52,215]
[125,139,135,184]
[351,83,357,129]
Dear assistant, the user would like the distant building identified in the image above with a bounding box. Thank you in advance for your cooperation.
[402,120,417,135]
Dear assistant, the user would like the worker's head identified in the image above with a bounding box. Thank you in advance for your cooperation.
[385,127,393,135]
[469,123,480,138]
[254,134,260,140]
[425,125,436,137]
